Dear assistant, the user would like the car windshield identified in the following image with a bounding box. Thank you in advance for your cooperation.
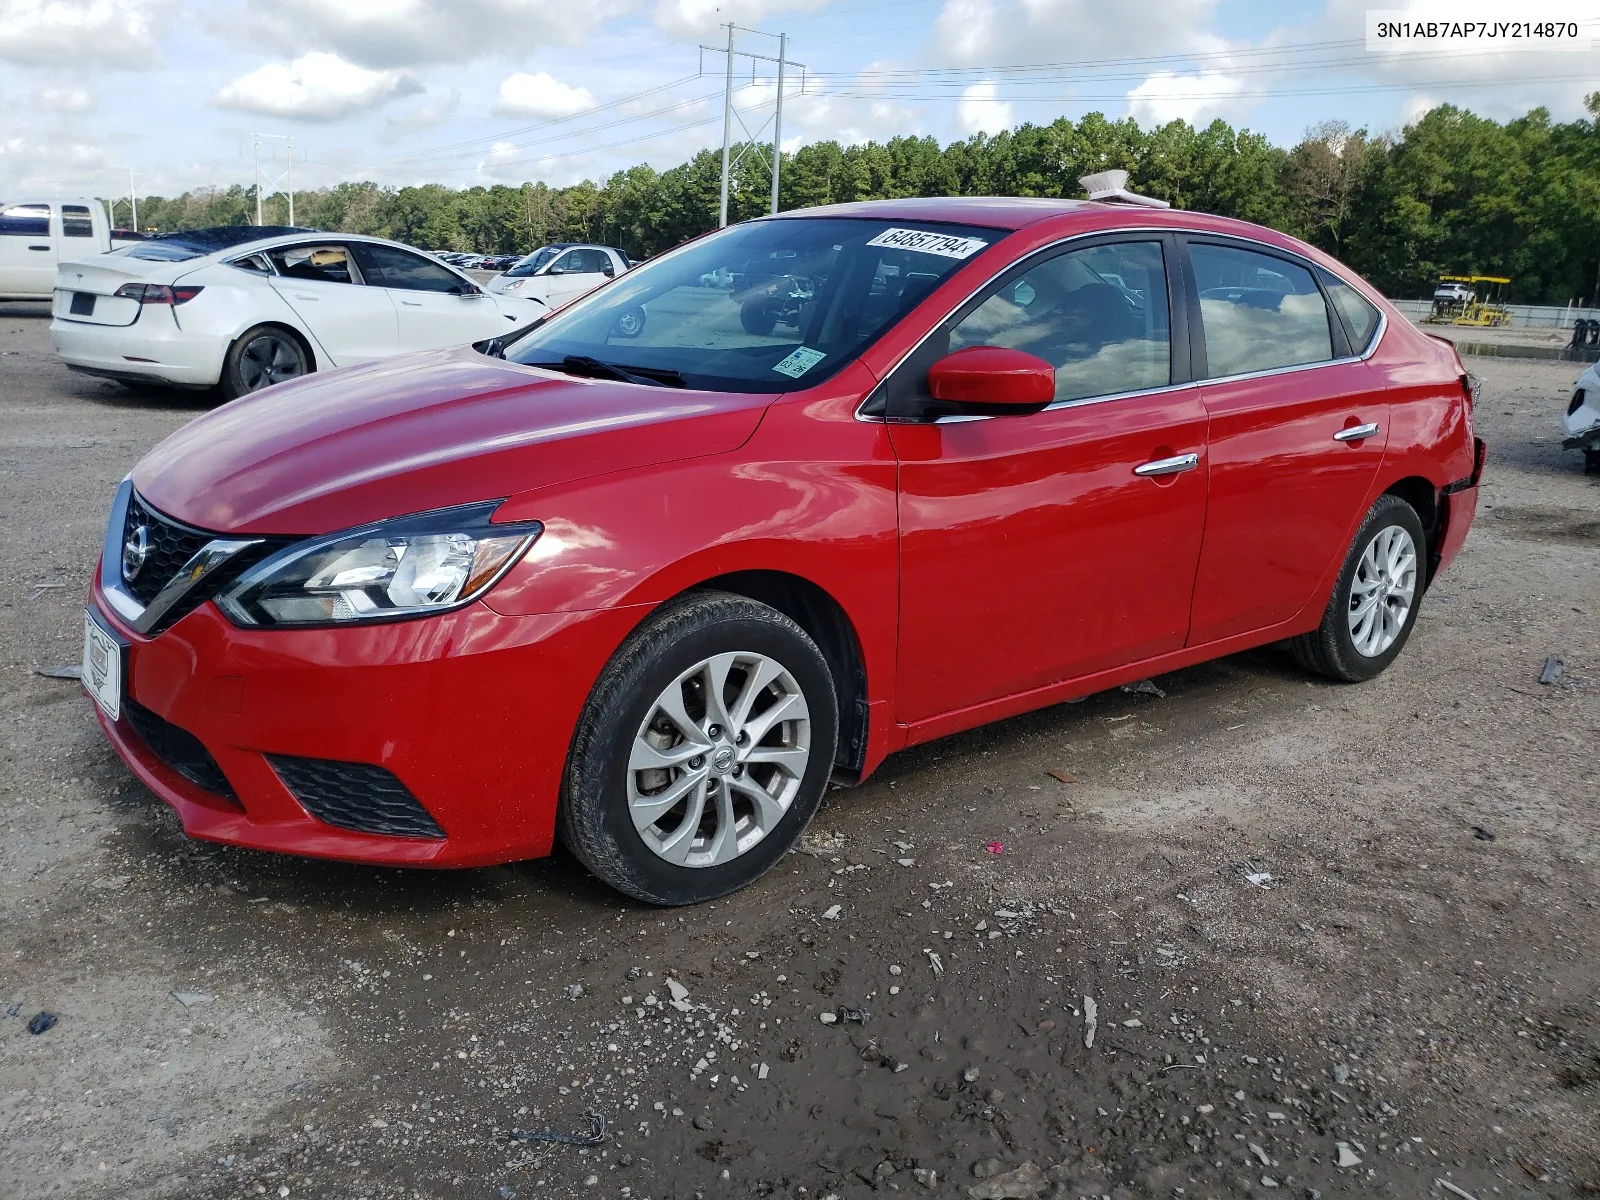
[113,226,311,262]
[505,246,563,278]
[504,217,1003,393]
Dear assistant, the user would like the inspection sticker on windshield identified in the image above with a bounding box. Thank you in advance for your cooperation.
[772,346,827,378]
[865,228,988,259]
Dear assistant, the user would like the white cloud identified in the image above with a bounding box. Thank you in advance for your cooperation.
[475,140,596,187]
[385,87,462,132]
[652,0,831,39]
[0,0,168,67]
[493,72,597,120]
[215,52,422,122]
[1401,93,1439,126]
[955,81,1014,135]
[236,0,621,68]
[1126,70,1253,127]
[0,133,117,194]
[34,86,96,113]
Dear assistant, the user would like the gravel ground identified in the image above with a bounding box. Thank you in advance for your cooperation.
[1,303,1596,1200]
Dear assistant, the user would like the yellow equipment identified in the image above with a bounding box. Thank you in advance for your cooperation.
[1426,275,1512,326]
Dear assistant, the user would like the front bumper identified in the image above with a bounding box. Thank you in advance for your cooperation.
[88,576,648,868]
[51,307,224,387]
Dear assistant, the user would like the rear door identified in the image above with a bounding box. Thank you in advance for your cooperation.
[1182,238,1390,645]
[0,203,56,297]
[348,241,510,349]
[888,235,1210,721]
[265,242,398,365]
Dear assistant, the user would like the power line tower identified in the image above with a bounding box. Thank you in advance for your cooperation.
[699,25,806,227]
[252,133,296,226]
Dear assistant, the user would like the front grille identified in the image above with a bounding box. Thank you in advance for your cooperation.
[120,492,286,632]
[122,698,236,799]
[268,756,446,839]
[122,493,211,605]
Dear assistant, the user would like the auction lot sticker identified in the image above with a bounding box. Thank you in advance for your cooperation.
[866,228,989,259]
[772,346,827,378]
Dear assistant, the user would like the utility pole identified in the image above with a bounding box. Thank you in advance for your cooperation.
[719,23,733,228]
[701,26,806,228]
[770,32,786,216]
[252,133,295,225]
[129,166,137,231]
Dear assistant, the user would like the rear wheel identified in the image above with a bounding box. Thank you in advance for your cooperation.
[1290,493,1427,682]
[558,592,838,905]
[220,325,311,399]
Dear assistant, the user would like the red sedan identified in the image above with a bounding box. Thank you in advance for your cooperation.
[81,196,1484,904]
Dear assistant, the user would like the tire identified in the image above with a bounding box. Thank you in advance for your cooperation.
[612,306,646,338]
[220,325,311,400]
[739,299,777,336]
[558,591,839,905]
[1290,493,1428,683]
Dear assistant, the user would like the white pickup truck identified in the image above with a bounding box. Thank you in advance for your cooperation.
[0,199,142,301]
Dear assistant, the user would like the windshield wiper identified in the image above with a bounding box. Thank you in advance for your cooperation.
[526,355,685,388]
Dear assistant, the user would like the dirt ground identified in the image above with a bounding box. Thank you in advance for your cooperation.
[1,303,1596,1200]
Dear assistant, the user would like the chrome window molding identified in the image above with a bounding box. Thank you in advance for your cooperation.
[99,477,263,636]
[854,224,1388,424]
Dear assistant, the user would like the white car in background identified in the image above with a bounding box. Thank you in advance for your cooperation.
[485,243,630,309]
[49,227,547,397]
[1564,362,1600,473]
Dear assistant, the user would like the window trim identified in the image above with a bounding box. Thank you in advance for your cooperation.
[864,229,1190,424]
[856,225,1386,423]
[1176,232,1387,386]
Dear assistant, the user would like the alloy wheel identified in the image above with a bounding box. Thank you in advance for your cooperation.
[239,334,305,392]
[628,651,811,868]
[1347,524,1417,658]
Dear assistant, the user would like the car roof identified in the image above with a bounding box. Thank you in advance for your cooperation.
[767,195,1301,243]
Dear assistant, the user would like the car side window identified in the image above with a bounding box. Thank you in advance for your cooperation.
[349,242,466,293]
[549,250,583,275]
[62,205,95,237]
[1189,243,1333,377]
[0,204,51,236]
[948,240,1171,403]
[597,251,616,278]
[268,244,358,285]
[1321,271,1381,353]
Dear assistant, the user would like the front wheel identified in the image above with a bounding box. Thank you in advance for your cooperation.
[220,325,311,400]
[558,592,838,905]
[1290,493,1427,682]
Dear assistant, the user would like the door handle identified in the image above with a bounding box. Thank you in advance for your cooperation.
[293,294,319,301]
[28,245,51,251]
[1133,452,1200,478]
[400,300,422,307]
[1333,422,1380,443]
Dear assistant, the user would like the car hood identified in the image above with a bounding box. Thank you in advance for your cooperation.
[133,348,770,534]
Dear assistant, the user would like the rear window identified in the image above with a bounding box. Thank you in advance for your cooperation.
[116,225,313,261]
[62,205,95,237]
[0,204,50,236]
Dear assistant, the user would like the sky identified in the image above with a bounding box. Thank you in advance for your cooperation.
[1,0,1598,207]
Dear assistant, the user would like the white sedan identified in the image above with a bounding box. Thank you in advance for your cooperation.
[484,243,629,307]
[49,229,549,397]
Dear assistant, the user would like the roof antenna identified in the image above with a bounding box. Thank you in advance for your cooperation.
[1078,169,1170,209]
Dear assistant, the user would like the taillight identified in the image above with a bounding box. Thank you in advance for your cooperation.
[113,283,204,305]
[1459,372,1480,409]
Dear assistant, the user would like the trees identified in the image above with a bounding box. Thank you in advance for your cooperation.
[125,100,1600,301]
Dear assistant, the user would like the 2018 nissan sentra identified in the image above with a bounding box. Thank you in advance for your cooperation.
[81,196,1484,905]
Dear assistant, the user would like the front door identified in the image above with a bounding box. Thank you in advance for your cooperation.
[265,242,399,365]
[349,241,507,349]
[1181,239,1390,645]
[888,237,1209,723]
[543,247,612,307]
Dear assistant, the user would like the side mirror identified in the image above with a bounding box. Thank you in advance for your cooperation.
[927,345,1055,413]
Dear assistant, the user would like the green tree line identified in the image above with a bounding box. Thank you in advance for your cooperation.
[129,98,1600,304]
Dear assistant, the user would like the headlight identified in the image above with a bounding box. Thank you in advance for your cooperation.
[217,501,541,627]
[502,278,524,291]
